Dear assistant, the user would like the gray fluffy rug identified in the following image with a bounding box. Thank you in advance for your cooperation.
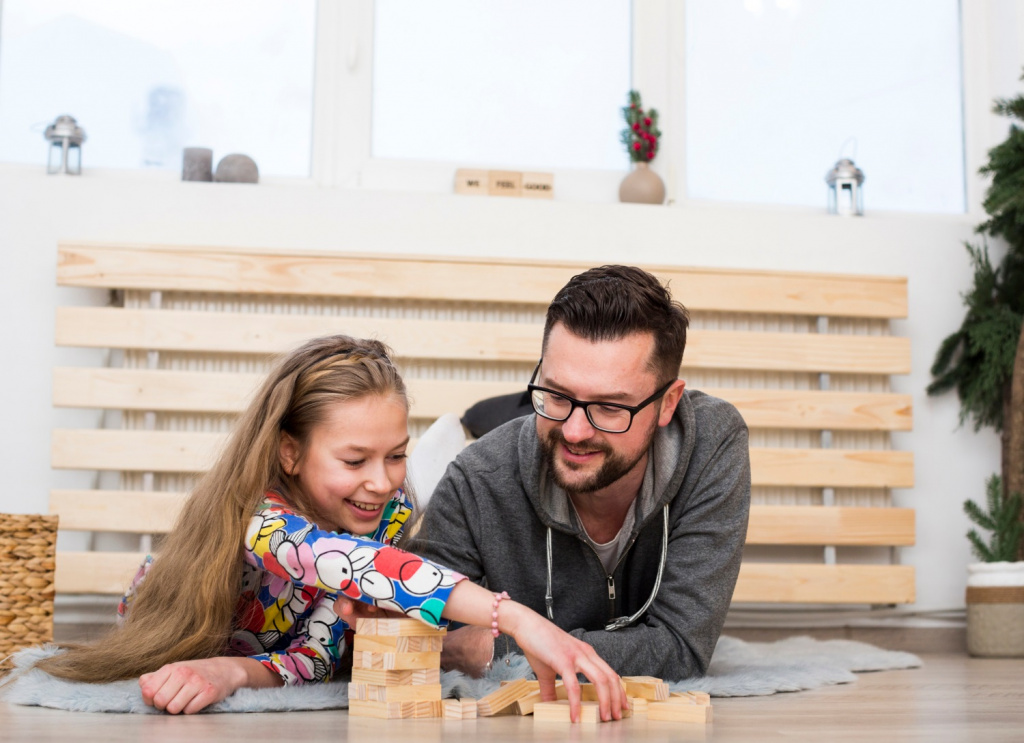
[0,635,920,714]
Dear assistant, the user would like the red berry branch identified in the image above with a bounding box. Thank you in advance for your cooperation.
[620,90,661,163]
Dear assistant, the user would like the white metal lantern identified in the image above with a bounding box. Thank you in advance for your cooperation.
[44,115,87,175]
[825,158,865,216]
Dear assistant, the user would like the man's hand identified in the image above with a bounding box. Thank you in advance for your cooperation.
[139,657,281,714]
[439,625,495,677]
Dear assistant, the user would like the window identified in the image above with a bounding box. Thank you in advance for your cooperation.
[0,0,316,176]
[372,0,631,171]
[685,0,965,213]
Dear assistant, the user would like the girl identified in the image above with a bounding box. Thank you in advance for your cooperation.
[35,335,625,722]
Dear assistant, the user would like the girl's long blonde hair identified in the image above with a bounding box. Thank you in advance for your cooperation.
[36,335,407,683]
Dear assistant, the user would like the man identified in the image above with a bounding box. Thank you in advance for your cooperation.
[408,265,750,680]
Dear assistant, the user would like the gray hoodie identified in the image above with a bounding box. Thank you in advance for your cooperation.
[407,389,750,680]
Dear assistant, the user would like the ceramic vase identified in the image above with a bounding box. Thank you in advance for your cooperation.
[619,162,665,204]
[966,561,1024,656]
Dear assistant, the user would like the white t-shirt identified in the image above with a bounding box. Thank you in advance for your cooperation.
[573,501,637,575]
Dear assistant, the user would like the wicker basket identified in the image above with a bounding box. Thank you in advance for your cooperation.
[0,514,58,658]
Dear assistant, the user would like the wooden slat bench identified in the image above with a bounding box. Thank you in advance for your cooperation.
[52,242,914,607]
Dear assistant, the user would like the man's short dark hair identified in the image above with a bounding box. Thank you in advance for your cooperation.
[542,265,689,383]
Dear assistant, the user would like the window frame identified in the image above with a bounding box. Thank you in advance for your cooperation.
[0,0,1009,216]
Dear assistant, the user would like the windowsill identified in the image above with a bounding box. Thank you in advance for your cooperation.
[1,159,982,226]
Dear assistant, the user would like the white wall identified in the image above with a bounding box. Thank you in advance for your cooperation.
[0,162,1000,618]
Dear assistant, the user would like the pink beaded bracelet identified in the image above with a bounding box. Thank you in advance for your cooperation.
[491,591,511,637]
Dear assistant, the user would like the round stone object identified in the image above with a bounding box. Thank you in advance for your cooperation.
[214,153,259,184]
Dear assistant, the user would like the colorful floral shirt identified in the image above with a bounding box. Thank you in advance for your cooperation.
[118,489,464,686]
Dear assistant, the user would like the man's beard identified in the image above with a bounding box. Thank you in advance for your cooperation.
[539,425,654,496]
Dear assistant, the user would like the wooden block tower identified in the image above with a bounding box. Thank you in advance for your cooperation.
[348,617,447,719]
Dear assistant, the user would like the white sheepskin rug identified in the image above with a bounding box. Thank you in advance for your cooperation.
[0,635,920,714]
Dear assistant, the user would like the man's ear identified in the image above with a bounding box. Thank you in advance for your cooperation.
[279,431,301,475]
[657,379,686,427]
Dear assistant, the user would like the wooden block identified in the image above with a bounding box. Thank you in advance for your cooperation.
[454,169,488,195]
[352,650,441,671]
[672,690,711,705]
[521,172,554,199]
[532,700,631,724]
[630,696,648,714]
[477,679,537,717]
[647,699,713,724]
[443,699,478,719]
[353,634,443,653]
[355,618,446,637]
[350,667,441,686]
[488,170,522,197]
[533,701,601,724]
[623,676,670,700]
[349,699,442,720]
[348,682,442,702]
[513,682,565,715]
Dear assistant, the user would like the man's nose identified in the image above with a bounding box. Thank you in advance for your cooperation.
[561,404,596,442]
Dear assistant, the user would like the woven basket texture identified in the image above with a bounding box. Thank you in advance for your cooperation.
[0,514,58,658]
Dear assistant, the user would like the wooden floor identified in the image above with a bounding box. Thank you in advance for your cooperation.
[3,654,1023,742]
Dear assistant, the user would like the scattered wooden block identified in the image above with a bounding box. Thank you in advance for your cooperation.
[443,698,478,719]
[647,698,714,724]
[622,676,670,700]
[477,678,537,717]
[349,699,443,720]
[454,169,489,195]
[521,172,554,199]
[353,634,444,653]
[532,700,632,724]
[629,696,648,714]
[671,690,711,705]
[348,682,442,702]
[350,667,441,686]
[355,618,446,637]
[352,650,441,671]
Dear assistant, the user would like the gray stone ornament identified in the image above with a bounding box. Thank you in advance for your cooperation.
[214,153,259,184]
[182,147,213,181]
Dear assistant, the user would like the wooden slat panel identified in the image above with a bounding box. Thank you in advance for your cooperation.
[54,551,914,601]
[58,243,908,318]
[53,368,913,431]
[54,551,147,595]
[749,449,913,488]
[51,368,526,422]
[52,429,224,473]
[733,564,915,604]
[745,505,915,546]
[55,307,911,374]
[50,489,187,532]
[52,429,913,487]
[50,491,915,548]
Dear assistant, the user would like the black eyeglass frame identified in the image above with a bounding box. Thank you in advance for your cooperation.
[526,360,676,434]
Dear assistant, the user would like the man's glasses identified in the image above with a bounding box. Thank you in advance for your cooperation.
[527,360,674,434]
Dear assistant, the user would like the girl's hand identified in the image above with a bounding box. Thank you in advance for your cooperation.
[502,603,628,723]
[139,657,281,714]
[332,597,405,623]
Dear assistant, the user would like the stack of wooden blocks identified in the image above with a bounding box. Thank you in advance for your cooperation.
[346,617,709,725]
[348,617,477,720]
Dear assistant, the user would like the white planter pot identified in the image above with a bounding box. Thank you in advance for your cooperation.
[966,561,1024,657]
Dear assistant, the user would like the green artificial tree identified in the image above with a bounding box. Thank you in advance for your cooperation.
[929,73,1024,561]
[620,90,662,163]
[964,475,1023,562]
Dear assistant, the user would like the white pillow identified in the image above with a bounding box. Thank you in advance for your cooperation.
[406,413,466,511]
